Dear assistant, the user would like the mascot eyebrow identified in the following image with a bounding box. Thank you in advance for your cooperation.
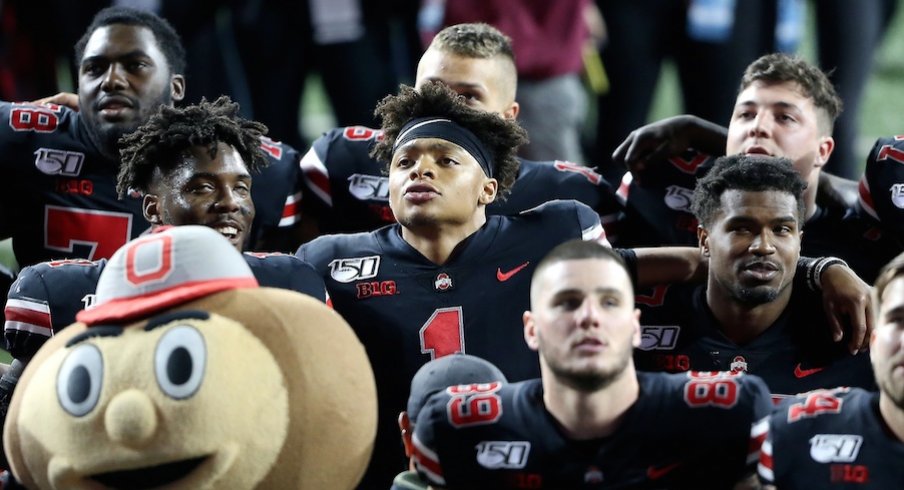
[142,310,211,331]
[64,311,212,348]
[66,326,124,347]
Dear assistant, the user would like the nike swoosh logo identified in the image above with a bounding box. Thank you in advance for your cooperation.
[794,363,826,378]
[497,261,530,282]
[647,462,681,480]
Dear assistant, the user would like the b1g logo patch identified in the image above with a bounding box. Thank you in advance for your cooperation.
[34,148,85,176]
[638,326,680,351]
[348,174,389,201]
[809,435,863,463]
[475,441,530,469]
[329,256,380,283]
[890,183,904,209]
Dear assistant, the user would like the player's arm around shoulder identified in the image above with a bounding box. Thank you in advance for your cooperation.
[286,255,328,303]
[294,233,345,275]
[243,252,328,303]
[521,199,608,244]
[5,263,58,360]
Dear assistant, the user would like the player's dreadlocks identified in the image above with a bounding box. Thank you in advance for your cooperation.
[116,96,268,198]
[691,154,808,228]
[371,82,527,198]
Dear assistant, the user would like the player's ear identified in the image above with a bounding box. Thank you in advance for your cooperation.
[398,411,414,458]
[697,225,710,258]
[170,74,186,102]
[143,194,162,224]
[503,101,519,121]
[523,310,539,351]
[815,134,835,168]
[478,178,498,206]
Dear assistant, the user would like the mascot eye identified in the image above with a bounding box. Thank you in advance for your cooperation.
[57,343,104,417]
[155,325,206,399]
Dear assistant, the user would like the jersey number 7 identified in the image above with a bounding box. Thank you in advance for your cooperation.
[45,206,134,260]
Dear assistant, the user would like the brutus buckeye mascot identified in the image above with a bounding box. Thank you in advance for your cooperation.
[3,226,377,489]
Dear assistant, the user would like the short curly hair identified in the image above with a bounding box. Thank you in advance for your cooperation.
[75,6,186,75]
[740,53,842,134]
[692,154,807,228]
[371,82,527,198]
[430,23,515,62]
[117,96,269,197]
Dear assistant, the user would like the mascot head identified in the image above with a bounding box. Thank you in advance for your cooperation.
[4,226,376,489]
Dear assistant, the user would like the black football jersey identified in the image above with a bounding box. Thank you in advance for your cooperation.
[760,388,904,488]
[413,372,773,489]
[296,200,609,487]
[859,135,904,241]
[0,101,301,267]
[633,283,875,399]
[615,149,711,248]
[4,253,326,360]
[844,135,904,282]
[298,126,622,235]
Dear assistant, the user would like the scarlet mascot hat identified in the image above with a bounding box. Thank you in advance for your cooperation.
[4,226,377,489]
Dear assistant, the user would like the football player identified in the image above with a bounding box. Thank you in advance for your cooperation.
[611,53,901,284]
[759,251,904,488]
[413,240,773,489]
[0,7,301,268]
[634,155,875,398]
[297,81,715,487]
[5,95,326,363]
[0,99,327,472]
[297,81,868,488]
[297,23,621,241]
[393,354,507,490]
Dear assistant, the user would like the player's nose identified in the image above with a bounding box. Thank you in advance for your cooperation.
[576,298,602,329]
[409,156,437,179]
[100,63,129,92]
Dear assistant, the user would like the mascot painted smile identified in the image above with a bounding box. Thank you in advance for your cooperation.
[3,226,377,489]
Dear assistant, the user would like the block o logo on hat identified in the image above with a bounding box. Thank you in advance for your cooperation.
[77,226,259,325]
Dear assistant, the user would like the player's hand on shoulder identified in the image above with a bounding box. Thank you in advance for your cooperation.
[612,115,701,176]
[818,261,872,354]
[30,92,78,111]
[612,115,726,182]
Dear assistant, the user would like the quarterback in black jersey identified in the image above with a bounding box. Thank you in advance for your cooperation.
[0,7,301,268]
[634,155,875,398]
[297,23,621,241]
[611,54,902,284]
[413,240,772,489]
[298,83,730,488]
[760,253,904,488]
